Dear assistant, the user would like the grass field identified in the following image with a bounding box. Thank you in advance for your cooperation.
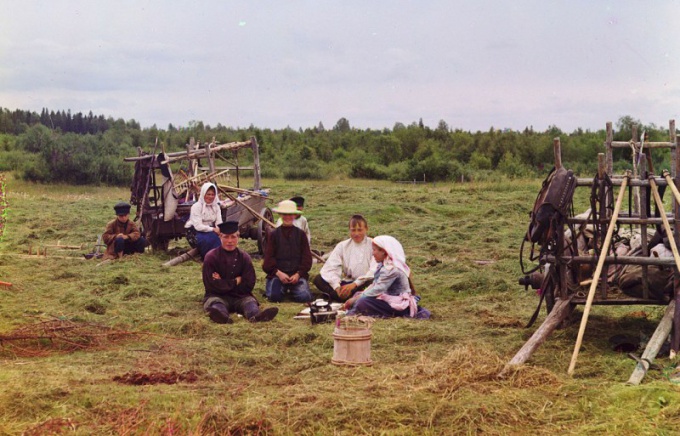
[1,174,680,435]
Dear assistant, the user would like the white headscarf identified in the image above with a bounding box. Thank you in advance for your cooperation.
[372,235,410,277]
[197,182,221,221]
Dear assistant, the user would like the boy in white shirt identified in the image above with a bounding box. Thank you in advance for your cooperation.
[313,214,377,302]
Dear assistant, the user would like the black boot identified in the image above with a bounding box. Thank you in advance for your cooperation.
[249,307,279,323]
[207,302,233,324]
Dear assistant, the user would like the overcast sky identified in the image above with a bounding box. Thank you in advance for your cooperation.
[1,1,678,133]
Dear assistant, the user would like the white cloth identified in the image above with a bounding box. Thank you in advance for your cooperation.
[651,243,673,258]
[372,235,410,277]
[275,215,311,243]
[185,182,223,232]
[319,237,377,290]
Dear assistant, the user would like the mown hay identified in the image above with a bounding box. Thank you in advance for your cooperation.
[0,319,144,357]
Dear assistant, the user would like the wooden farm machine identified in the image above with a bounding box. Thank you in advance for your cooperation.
[505,120,680,383]
[124,137,274,259]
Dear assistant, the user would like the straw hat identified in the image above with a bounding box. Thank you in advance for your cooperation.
[273,199,301,215]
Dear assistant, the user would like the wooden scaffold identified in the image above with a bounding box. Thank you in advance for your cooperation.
[502,120,680,383]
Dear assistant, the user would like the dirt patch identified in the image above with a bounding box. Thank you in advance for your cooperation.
[113,370,199,385]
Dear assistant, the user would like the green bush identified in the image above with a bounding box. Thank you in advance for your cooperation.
[0,150,27,171]
[496,152,534,178]
[20,154,51,182]
[282,161,325,180]
[350,161,389,179]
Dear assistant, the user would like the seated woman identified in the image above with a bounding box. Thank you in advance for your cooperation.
[185,182,223,258]
[344,235,430,319]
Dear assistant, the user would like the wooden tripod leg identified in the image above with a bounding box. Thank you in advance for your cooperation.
[568,173,629,376]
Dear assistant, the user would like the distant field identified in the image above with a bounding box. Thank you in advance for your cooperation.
[1,174,679,434]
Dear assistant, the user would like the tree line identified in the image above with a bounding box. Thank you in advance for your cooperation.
[0,107,671,186]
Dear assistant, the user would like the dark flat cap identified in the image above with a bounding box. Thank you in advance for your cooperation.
[290,196,304,208]
[114,201,131,216]
[218,221,239,235]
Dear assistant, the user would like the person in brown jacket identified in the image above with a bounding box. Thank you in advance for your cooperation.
[102,202,147,260]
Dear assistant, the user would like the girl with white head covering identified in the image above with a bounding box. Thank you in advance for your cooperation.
[185,182,223,258]
[345,235,430,319]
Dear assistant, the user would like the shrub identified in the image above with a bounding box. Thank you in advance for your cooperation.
[282,161,325,180]
[350,161,389,179]
[0,150,28,171]
[496,152,534,178]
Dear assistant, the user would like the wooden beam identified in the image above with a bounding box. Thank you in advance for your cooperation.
[626,301,675,385]
[162,248,200,267]
[499,298,574,377]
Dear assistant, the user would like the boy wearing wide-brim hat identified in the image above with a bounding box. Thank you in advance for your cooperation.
[202,221,278,324]
[262,200,313,303]
[101,201,147,260]
[275,196,311,244]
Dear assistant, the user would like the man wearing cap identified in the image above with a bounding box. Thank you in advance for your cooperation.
[275,196,311,244]
[262,199,313,302]
[202,220,278,324]
[101,201,147,260]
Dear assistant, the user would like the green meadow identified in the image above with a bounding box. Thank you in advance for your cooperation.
[1,175,679,435]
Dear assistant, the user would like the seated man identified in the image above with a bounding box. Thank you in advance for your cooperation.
[263,200,313,303]
[313,214,376,302]
[102,201,146,260]
[202,221,279,324]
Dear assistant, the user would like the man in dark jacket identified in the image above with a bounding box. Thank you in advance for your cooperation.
[262,200,313,302]
[202,221,278,324]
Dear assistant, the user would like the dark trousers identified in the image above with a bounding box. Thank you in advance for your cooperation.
[204,294,260,319]
[196,231,220,258]
[114,236,147,255]
[349,297,411,318]
[312,275,366,302]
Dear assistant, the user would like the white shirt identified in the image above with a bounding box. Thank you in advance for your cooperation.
[319,236,377,290]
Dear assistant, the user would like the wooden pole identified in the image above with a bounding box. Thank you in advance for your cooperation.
[553,138,562,169]
[499,297,574,377]
[568,173,629,376]
[251,136,262,190]
[649,177,680,273]
[663,170,680,206]
[673,118,680,357]
[650,175,680,359]
[626,300,675,385]
[222,191,276,227]
[162,248,200,267]
[606,122,613,175]
[216,184,268,198]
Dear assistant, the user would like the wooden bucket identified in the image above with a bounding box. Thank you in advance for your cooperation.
[332,326,372,366]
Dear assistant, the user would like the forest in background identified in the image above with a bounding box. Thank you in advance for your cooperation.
[0,107,673,186]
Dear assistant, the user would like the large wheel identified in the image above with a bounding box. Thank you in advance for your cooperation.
[143,216,169,252]
[151,237,170,252]
[257,207,274,254]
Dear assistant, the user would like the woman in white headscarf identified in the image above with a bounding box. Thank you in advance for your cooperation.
[185,182,223,258]
[345,235,430,319]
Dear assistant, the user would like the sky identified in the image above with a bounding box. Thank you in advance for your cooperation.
[1,1,679,133]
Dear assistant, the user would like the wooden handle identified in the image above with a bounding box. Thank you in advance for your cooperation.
[649,178,680,271]
[568,174,629,375]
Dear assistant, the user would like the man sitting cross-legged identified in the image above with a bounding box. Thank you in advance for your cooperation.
[202,221,278,324]
[313,214,377,302]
